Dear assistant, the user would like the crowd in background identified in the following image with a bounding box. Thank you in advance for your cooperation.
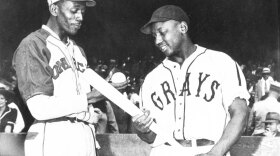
[0,55,280,136]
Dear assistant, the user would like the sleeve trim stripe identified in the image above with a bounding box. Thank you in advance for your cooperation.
[235,63,242,86]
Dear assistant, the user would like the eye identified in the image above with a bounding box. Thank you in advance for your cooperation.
[71,9,78,14]
[159,30,167,36]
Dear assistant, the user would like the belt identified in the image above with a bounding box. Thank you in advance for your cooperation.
[165,139,215,147]
[35,117,89,125]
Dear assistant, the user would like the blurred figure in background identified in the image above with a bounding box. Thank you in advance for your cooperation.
[0,89,24,133]
[248,81,280,136]
[254,112,280,137]
[254,67,274,102]
[91,100,119,134]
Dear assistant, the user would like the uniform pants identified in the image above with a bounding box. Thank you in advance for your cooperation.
[25,120,97,156]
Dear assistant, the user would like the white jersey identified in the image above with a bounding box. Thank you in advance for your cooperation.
[140,45,249,148]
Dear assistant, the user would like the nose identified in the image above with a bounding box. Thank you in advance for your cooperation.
[154,34,163,46]
[76,11,83,22]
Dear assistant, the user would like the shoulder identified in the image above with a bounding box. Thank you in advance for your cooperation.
[204,48,234,63]
[13,29,51,64]
[14,28,50,57]
[143,63,165,83]
[18,28,50,48]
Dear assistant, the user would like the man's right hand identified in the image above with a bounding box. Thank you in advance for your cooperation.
[132,108,154,133]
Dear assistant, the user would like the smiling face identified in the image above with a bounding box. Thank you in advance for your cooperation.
[56,1,86,36]
[151,20,185,58]
[0,94,7,108]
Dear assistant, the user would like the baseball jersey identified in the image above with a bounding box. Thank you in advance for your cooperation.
[13,25,90,102]
[140,45,250,147]
[13,25,96,156]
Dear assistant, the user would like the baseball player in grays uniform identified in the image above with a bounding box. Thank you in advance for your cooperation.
[13,0,126,156]
[132,5,250,156]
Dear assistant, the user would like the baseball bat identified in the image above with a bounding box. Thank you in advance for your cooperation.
[82,68,182,147]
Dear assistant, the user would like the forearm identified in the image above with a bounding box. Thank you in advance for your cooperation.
[209,107,248,155]
[27,94,88,120]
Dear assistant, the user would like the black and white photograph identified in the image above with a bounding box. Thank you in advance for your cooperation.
[0,0,280,156]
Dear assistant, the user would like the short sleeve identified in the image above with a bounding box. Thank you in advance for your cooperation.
[221,57,250,108]
[13,39,53,101]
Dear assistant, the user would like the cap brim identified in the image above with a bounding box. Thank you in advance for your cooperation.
[85,0,96,7]
[140,17,171,34]
[48,0,96,7]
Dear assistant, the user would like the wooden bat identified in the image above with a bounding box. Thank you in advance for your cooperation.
[82,68,182,147]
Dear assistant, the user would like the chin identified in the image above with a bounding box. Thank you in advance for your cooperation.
[68,31,78,36]
[66,28,79,35]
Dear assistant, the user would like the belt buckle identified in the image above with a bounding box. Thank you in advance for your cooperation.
[191,138,197,147]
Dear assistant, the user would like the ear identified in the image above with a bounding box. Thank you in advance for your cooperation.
[179,21,188,34]
[49,4,59,16]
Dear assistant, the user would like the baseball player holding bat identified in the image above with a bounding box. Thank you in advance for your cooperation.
[132,5,250,156]
[13,0,127,156]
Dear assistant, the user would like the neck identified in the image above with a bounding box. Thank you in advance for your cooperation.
[170,38,196,65]
[46,18,68,43]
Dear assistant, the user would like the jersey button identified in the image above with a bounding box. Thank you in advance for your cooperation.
[178,129,181,132]
[179,117,181,120]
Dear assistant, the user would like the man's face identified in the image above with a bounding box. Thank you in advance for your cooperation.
[262,73,269,80]
[264,122,279,136]
[151,20,183,57]
[56,1,86,35]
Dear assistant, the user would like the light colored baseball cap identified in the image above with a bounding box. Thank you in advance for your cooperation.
[140,5,190,34]
[111,72,127,84]
[47,0,96,7]
[262,67,271,74]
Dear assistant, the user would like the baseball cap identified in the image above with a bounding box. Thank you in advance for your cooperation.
[262,67,271,74]
[140,5,190,34]
[263,112,280,123]
[111,72,127,84]
[47,0,96,7]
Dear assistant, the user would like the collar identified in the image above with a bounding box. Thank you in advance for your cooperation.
[42,25,70,45]
[162,44,207,68]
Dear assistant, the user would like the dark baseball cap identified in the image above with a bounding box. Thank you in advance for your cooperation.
[140,5,190,34]
[263,112,280,123]
[47,0,96,7]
